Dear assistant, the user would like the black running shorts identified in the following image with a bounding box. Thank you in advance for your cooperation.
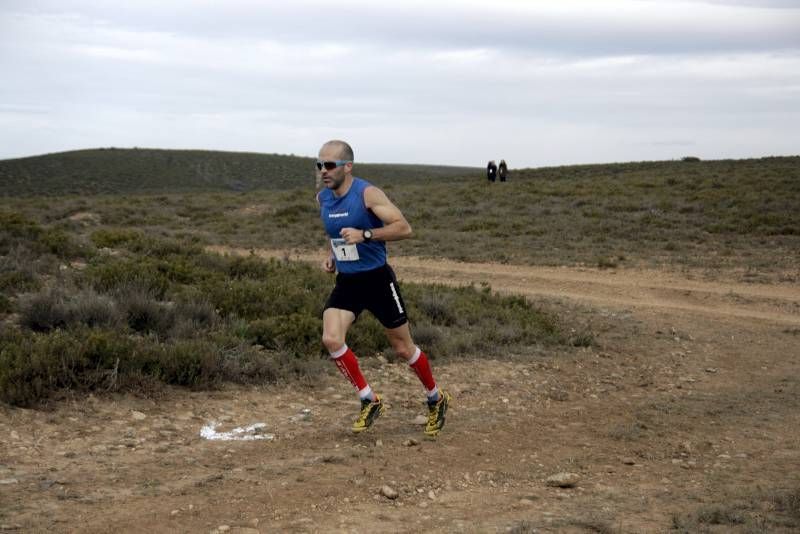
[324,264,408,329]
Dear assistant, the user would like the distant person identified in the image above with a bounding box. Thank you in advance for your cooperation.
[315,139,451,436]
[498,160,508,182]
[487,160,497,183]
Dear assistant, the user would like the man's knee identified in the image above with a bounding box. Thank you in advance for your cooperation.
[322,332,345,352]
[392,342,415,361]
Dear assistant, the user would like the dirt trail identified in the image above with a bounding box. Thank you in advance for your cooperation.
[208,246,800,326]
[2,251,799,533]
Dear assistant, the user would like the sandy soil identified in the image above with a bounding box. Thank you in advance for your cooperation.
[2,250,799,533]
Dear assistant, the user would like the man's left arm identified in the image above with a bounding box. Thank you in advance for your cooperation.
[339,186,412,244]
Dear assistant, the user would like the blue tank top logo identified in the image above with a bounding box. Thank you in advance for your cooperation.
[318,177,387,273]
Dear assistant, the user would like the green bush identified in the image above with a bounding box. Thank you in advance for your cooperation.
[227,254,276,279]
[0,330,54,406]
[408,323,444,354]
[1,212,85,259]
[245,313,323,356]
[87,258,172,298]
[119,288,175,338]
[18,288,122,332]
[0,270,40,293]
[0,212,43,252]
[81,328,137,370]
[69,290,122,329]
[415,290,458,326]
[18,289,70,332]
[207,279,275,320]
[90,228,142,248]
[155,339,221,387]
[39,228,85,258]
[173,298,218,329]
[0,328,134,405]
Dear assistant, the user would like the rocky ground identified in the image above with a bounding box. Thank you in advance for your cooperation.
[2,256,799,533]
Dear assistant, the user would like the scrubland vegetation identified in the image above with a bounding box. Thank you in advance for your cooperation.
[0,213,562,406]
[1,151,798,406]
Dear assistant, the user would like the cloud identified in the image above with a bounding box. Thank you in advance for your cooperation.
[0,0,798,165]
[5,0,800,55]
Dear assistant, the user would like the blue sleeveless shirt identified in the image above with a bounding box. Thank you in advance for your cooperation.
[318,177,387,274]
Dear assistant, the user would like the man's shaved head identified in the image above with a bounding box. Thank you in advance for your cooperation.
[320,140,354,162]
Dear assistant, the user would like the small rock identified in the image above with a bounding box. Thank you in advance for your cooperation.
[545,472,580,488]
[170,510,179,516]
[10,431,20,440]
[705,368,718,373]
[375,439,383,447]
[217,526,230,533]
[621,457,636,465]
[428,490,436,500]
[0,479,19,485]
[131,411,147,421]
[403,438,420,447]
[380,485,399,499]
[413,415,427,425]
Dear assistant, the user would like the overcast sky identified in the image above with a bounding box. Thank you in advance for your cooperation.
[1,0,798,168]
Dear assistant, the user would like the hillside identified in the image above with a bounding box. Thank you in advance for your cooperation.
[1,155,798,275]
[0,148,481,196]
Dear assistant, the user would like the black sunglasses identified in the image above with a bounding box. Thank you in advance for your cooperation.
[316,159,352,171]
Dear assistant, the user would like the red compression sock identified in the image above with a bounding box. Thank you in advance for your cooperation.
[331,346,373,400]
[408,347,437,393]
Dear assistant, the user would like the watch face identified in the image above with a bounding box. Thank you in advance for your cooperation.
[364,230,372,240]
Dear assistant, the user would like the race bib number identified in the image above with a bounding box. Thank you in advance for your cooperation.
[331,238,359,261]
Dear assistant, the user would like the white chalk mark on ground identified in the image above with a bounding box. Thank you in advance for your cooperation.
[200,422,274,441]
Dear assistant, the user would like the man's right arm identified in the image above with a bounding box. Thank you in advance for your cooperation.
[317,191,336,273]
[322,251,336,273]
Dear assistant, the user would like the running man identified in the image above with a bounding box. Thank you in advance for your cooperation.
[316,139,451,436]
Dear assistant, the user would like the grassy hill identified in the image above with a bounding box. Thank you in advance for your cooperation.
[0,148,481,196]
[2,153,797,274]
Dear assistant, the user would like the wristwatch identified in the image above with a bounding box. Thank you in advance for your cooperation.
[362,229,373,242]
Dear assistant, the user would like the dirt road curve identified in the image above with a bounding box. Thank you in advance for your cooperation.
[2,249,799,533]
[209,246,800,326]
